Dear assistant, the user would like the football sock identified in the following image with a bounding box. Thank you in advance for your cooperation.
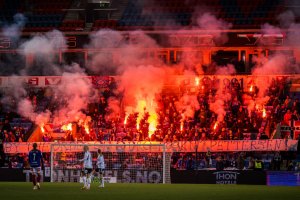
[37,173,41,183]
[32,174,37,186]
[82,176,87,187]
[87,177,91,188]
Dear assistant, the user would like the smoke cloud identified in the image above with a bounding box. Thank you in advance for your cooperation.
[192,12,232,44]
[51,67,98,126]
[4,6,298,135]
[18,99,51,126]
[2,13,26,41]
[0,23,98,128]
[20,30,67,75]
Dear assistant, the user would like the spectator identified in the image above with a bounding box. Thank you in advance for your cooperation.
[259,132,269,140]
[273,152,281,171]
[216,156,224,171]
[254,158,264,170]
[283,110,292,125]
[205,150,212,168]
[248,156,255,169]
[237,154,245,170]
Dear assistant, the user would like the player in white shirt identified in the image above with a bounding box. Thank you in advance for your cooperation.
[79,145,93,190]
[95,149,105,188]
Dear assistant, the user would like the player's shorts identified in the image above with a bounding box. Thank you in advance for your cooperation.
[95,168,105,174]
[31,167,42,175]
[83,168,93,175]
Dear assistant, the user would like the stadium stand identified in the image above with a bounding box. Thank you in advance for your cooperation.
[0,0,292,31]
[0,0,72,32]
[0,0,299,176]
[116,0,286,30]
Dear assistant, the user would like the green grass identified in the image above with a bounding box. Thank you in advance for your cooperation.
[0,182,299,200]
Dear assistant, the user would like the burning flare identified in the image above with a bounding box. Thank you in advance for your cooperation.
[84,124,90,134]
[40,125,45,133]
[61,123,72,131]
[249,85,253,92]
[124,114,128,125]
[136,100,147,130]
[213,122,218,130]
[148,114,157,137]
[195,77,200,86]
[134,99,158,137]
[180,121,184,132]
[262,108,267,118]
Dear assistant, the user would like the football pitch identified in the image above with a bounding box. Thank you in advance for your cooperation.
[0,182,299,200]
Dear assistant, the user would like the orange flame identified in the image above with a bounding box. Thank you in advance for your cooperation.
[136,100,146,130]
[249,85,253,92]
[148,114,157,137]
[180,121,183,132]
[61,123,72,131]
[84,124,90,134]
[213,122,218,130]
[195,77,200,86]
[40,126,45,133]
[133,100,158,137]
[148,122,156,136]
[262,108,267,118]
[124,114,128,125]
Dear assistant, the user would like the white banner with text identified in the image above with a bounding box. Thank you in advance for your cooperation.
[3,140,298,154]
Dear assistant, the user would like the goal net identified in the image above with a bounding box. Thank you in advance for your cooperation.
[50,143,171,184]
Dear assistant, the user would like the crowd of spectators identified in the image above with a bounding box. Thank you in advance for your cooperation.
[171,151,299,171]
[3,150,299,172]
[85,76,299,142]
[0,77,299,144]
[1,76,300,168]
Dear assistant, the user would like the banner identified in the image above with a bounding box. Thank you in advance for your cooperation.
[0,75,297,92]
[0,76,113,88]
[267,171,300,186]
[3,140,298,154]
[1,168,268,184]
[52,169,162,183]
[171,169,266,185]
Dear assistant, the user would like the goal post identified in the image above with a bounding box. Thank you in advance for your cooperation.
[50,143,171,184]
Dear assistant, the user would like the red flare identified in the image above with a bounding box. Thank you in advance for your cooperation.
[213,122,218,130]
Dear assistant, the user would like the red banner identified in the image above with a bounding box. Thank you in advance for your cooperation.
[0,76,112,88]
[0,75,299,92]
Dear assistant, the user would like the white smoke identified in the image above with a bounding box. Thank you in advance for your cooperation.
[2,13,26,40]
